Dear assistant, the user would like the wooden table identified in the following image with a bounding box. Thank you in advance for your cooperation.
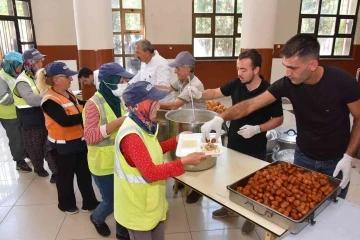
[165,147,287,239]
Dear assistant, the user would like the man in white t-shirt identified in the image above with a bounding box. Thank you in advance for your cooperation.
[78,67,100,89]
[128,40,174,102]
[160,51,206,110]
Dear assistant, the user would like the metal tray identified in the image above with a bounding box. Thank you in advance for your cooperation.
[227,161,341,234]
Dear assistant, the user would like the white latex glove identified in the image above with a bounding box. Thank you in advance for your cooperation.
[201,116,224,140]
[188,86,202,99]
[237,125,261,139]
[333,154,352,189]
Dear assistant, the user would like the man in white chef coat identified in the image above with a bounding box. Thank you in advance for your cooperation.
[128,39,174,102]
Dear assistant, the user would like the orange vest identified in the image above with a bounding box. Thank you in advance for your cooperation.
[41,88,84,143]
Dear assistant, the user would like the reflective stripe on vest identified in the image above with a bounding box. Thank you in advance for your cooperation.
[84,92,119,176]
[42,88,84,142]
[13,71,40,108]
[114,118,167,231]
[0,70,17,119]
[114,125,148,183]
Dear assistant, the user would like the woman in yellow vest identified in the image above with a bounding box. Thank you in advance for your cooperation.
[37,62,99,214]
[114,81,208,240]
[83,63,133,239]
[0,52,31,172]
[14,48,57,182]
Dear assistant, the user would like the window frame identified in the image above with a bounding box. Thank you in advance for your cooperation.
[0,0,37,55]
[297,0,360,58]
[111,0,145,72]
[192,0,242,60]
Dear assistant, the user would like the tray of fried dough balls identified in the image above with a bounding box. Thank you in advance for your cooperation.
[206,100,228,114]
[227,161,341,233]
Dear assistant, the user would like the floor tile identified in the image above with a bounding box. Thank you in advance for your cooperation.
[0,160,36,181]
[165,232,192,240]
[56,211,117,240]
[16,178,58,205]
[164,198,189,233]
[185,197,245,231]
[0,206,11,223]
[255,226,266,240]
[0,179,32,206]
[191,228,260,240]
[0,204,65,240]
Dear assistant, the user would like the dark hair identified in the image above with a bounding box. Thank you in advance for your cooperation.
[135,39,155,54]
[238,49,262,69]
[280,34,320,59]
[78,67,93,78]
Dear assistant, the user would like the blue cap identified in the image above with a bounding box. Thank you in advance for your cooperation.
[122,81,168,106]
[4,52,23,63]
[44,62,77,77]
[98,62,134,80]
[23,48,46,61]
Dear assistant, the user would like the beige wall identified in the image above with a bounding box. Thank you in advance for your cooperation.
[144,0,192,44]
[32,0,77,45]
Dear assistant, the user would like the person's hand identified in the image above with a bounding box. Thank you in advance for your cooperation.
[237,125,261,139]
[201,116,224,140]
[180,152,208,166]
[333,154,352,189]
[176,131,193,142]
[188,86,202,99]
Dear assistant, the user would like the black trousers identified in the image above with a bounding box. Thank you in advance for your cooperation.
[51,149,98,211]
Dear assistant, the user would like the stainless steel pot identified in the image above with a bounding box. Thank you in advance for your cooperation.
[276,127,297,150]
[265,143,280,163]
[154,110,169,142]
[165,109,218,171]
[266,129,280,153]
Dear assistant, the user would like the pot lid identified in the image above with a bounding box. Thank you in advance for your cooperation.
[277,127,297,144]
[272,149,295,163]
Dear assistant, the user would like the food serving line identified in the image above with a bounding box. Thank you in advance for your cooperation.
[165,147,360,240]
[159,108,360,240]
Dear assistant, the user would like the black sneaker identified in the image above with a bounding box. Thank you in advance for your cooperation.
[116,233,130,240]
[50,174,57,184]
[16,160,32,173]
[35,169,49,177]
[82,201,100,212]
[186,191,202,204]
[65,207,79,215]
[90,214,111,237]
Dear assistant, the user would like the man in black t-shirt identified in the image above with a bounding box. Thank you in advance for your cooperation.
[189,49,283,235]
[201,34,360,200]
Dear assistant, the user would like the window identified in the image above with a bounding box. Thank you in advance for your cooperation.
[0,0,36,57]
[192,0,242,59]
[298,0,360,57]
[111,0,145,75]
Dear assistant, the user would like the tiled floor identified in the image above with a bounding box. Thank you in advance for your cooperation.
[0,100,359,240]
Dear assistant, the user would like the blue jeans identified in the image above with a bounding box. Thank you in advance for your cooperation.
[92,174,128,236]
[294,147,349,199]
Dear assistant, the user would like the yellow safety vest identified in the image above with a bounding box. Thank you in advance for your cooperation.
[0,70,17,119]
[83,92,119,176]
[114,117,168,231]
[13,71,40,108]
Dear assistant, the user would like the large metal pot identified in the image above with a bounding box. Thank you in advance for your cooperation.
[165,109,218,171]
[266,129,280,153]
[276,127,297,150]
[154,110,169,142]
